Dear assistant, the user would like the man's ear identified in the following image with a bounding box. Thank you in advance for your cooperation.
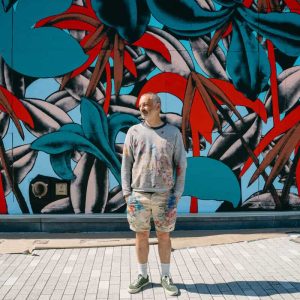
[157,102,161,112]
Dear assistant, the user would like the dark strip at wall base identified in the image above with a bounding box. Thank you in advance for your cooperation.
[0,212,300,233]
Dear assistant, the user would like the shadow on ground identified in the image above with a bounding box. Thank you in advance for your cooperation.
[143,280,300,297]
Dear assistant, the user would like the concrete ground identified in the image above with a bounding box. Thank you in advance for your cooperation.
[0,228,299,254]
[0,229,300,299]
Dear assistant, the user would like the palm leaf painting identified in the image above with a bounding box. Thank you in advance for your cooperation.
[0,0,299,214]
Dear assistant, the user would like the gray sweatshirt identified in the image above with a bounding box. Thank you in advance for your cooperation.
[121,121,187,198]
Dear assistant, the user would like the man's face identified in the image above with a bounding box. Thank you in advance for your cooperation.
[139,95,159,120]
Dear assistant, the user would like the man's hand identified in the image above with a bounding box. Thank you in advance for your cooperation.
[175,196,180,205]
[125,195,130,203]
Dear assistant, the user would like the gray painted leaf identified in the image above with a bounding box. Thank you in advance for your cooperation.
[109,105,141,117]
[125,45,143,58]
[241,191,300,210]
[21,99,73,137]
[0,144,38,195]
[265,66,300,116]
[190,35,228,80]
[0,112,10,138]
[41,197,73,213]
[46,90,80,112]
[70,153,95,213]
[262,137,293,184]
[123,54,155,86]
[109,95,138,109]
[3,62,25,99]
[145,27,194,77]
[70,153,109,214]
[208,114,261,170]
[85,158,109,213]
[56,70,105,101]
[0,56,25,98]
[222,36,231,50]
[195,0,215,10]
[0,57,5,87]
[105,185,126,213]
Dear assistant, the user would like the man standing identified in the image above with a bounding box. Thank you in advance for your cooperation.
[121,93,187,296]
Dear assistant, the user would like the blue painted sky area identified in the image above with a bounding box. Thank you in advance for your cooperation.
[4,14,294,214]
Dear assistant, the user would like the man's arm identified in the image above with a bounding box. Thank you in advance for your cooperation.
[121,129,134,200]
[173,131,187,201]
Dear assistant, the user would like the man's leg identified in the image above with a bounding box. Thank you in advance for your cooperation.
[152,192,179,296]
[128,231,150,294]
[127,192,151,293]
[156,231,171,264]
[136,231,150,263]
[156,231,172,278]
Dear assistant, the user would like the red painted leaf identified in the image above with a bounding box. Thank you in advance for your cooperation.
[191,90,214,144]
[240,106,300,176]
[222,22,232,38]
[243,0,253,8]
[0,86,34,128]
[37,19,96,32]
[137,73,187,107]
[64,3,98,19]
[71,42,103,78]
[35,5,99,31]
[190,196,198,213]
[133,32,171,63]
[284,0,300,12]
[137,73,214,142]
[210,79,267,122]
[113,35,125,97]
[35,15,56,28]
[123,50,138,78]
[80,31,97,47]
[103,62,112,114]
[182,76,195,150]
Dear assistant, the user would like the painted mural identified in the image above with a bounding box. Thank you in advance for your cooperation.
[0,0,299,214]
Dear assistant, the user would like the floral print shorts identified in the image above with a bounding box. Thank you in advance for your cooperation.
[126,190,177,232]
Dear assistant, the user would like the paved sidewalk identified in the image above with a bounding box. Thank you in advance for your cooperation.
[0,235,300,299]
[0,228,295,254]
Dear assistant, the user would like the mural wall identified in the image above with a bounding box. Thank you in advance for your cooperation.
[0,0,299,214]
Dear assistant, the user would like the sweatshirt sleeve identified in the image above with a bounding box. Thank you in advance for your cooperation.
[173,130,187,199]
[121,128,134,197]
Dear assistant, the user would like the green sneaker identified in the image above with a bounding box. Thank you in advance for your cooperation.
[161,275,179,296]
[128,274,150,294]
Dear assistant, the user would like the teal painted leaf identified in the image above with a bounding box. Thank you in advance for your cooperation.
[108,113,140,150]
[227,19,270,99]
[0,0,87,77]
[1,0,17,12]
[183,157,240,208]
[80,97,121,182]
[146,0,233,36]
[31,131,121,183]
[238,7,300,57]
[81,97,109,146]
[50,151,75,180]
[91,0,151,43]
[60,123,84,136]
[31,131,100,155]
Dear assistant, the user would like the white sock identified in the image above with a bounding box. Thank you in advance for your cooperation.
[138,263,148,278]
[161,263,170,277]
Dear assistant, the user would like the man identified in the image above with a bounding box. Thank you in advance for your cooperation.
[121,92,187,296]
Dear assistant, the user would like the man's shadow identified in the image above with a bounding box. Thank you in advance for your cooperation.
[143,280,300,297]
